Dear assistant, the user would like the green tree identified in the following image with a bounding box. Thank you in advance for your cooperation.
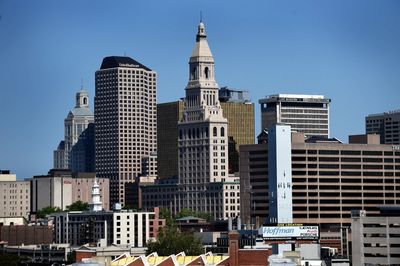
[146,225,203,256]
[36,206,62,219]
[175,208,212,221]
[159,207,174,226]
[66,200,89,211]
[175,208,196,219]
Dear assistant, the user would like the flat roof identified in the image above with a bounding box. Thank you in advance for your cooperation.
[259,94,330,103]
[366,109,400,117]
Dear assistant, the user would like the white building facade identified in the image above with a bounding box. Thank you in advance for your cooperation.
[95,56,157,206]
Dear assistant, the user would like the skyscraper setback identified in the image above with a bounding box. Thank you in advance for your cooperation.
[95,56,157,206]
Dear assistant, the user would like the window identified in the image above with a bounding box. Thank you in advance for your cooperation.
[213,127,217,137]
[191,67,196,80]
[221,127,225,137]
[205,67,209,79]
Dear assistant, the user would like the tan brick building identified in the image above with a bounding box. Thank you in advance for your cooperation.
[240,133,400,251]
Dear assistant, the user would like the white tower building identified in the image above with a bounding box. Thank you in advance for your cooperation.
[268,124,293,254]
[178,22,229,186]
[90,177,103,212]
[177,22,233,214]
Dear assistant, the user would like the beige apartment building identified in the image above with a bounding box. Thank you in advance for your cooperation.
[0,170,30,219]
[95,56,157,206]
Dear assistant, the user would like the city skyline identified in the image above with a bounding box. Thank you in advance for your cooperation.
[1,0,400,178]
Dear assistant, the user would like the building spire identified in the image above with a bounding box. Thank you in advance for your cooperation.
[200,11,203,23]
[90,176,103,212]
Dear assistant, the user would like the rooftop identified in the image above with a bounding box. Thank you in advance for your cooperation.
[100,56,152,71]
[366,109,400,117]
[259,94,331,103]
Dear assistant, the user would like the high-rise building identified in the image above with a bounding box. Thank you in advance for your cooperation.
[259,94,331,137]
[157,101,185,180]
[142,22,240,220]
[178,20,229,185]
[95,56,157,206]
[157,96,254,179]
[0,170,30,219]
[54,89,95,171]
[365,109,400,144]
[240,133,400,252]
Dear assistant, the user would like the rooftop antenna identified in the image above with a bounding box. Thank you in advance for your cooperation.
[80,77,84,90]
[200,11,203,23]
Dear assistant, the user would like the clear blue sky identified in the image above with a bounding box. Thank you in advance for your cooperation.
[0,0,399,179]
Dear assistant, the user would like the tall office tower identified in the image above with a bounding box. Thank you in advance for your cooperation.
[366,109,400,144]
[142,23,241,220]
[178,21,229,187]
[157,101,185,180]
[219,88,254,173]
[53,89,94,171]
[259,94,331,138]
[157,94,254,179]
[95,56,157,206]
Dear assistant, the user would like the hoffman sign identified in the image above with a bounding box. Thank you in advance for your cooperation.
[261,226,319,240]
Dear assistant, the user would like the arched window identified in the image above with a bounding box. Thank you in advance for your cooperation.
[221,127,225,137]
[191,67,196,80]
[197,128,200,138]
[213,127,217,137]
[83,97,87,105]
[205,67,209,79]
[188,129,191,139]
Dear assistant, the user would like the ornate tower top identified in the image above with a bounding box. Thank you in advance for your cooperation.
[76,88,89,108]
[190,22,213,59]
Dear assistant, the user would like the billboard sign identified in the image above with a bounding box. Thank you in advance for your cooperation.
[261,225,319,240]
